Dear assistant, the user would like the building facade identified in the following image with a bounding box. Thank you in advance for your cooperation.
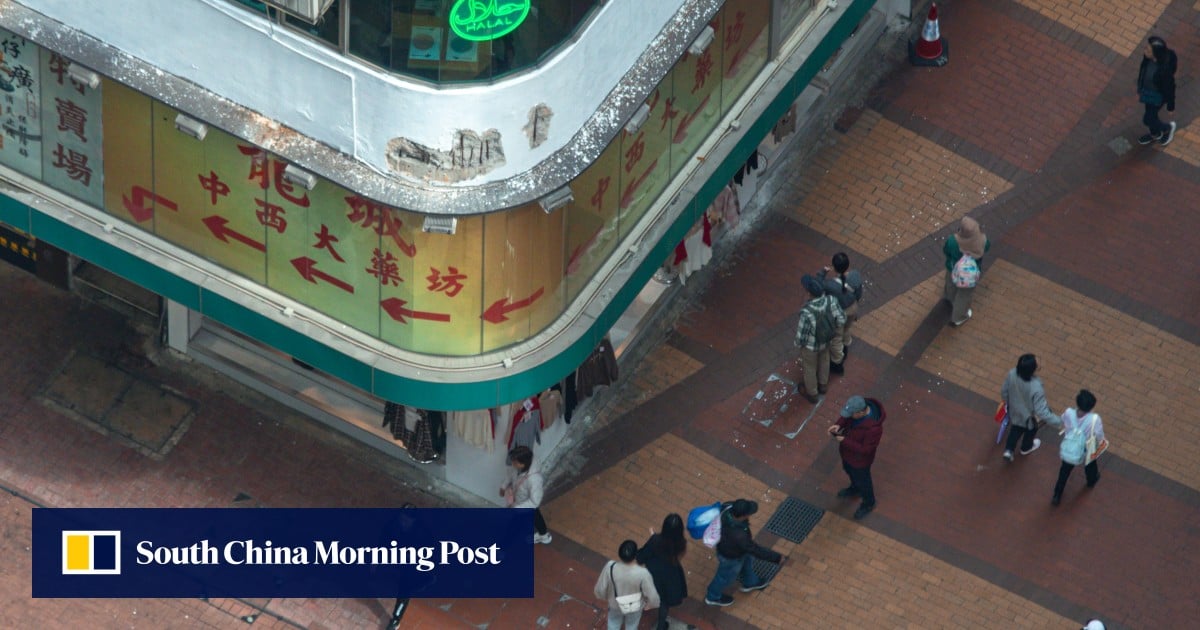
[0,0,903,501]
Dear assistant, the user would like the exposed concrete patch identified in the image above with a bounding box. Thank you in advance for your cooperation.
[385,129,506,183]
[524,103,553,148]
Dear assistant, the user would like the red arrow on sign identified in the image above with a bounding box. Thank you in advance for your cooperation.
[291,257,354,294]
[122,185,178,223]
[380,298,451,324]
[201,215,266,252]
[481,287,545,324]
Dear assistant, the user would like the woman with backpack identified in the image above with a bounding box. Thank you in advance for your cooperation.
[1000,354,1062,462]
[942,217,990,327]
[1137,36,1178,147]
[1052,390,1106,505]
[637,514,690,630]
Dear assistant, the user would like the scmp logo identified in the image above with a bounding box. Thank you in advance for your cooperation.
[62,531,121,575]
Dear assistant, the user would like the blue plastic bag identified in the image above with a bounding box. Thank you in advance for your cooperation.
[686,502,722,539]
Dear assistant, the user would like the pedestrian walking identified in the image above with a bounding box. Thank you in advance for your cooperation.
[1052,389,1106,505]
[828,395,886,520]
[942,217,990,327]
[819,252,864,375]
[999,354,1061,462]
[703,499,784,607]
[499,445,552,544]
[795,274,845,403]
[637,514,691,630]
[1137,36,1178,147]
[594,539,660,630]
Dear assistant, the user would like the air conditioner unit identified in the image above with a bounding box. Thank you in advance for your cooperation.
[538,186,574,213]
[688,26,715,56]
[264,0,336,24]
[174,113,208,141]
[421,216,458,235]
[282,164,317,191]
[624,103,651,135]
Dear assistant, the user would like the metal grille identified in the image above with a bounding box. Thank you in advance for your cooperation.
[763,497,825,544]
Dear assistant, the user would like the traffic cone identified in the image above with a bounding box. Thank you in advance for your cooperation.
[909,3,949,67]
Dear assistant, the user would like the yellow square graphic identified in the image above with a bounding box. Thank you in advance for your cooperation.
[65,535,90,571]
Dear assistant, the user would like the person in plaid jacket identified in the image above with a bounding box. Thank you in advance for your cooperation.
[795,275,845,403]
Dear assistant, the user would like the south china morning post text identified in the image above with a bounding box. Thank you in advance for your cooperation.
[32,508,535,598]
[134,538,501,572]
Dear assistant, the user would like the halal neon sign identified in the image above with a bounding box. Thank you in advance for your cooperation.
[449,0,531,42]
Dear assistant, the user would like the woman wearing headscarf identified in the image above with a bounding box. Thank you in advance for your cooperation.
[1137,35,1178,147]
[942,217,990,326]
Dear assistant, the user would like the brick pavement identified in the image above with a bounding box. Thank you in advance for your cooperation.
[6,1,1200,629]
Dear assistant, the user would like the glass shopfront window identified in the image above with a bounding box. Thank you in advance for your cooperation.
[240,0,603,84]
[8,0,775,358]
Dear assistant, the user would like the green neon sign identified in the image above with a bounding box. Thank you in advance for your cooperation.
[449,0,531,42]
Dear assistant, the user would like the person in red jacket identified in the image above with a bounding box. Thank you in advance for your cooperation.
[828,395,885,520]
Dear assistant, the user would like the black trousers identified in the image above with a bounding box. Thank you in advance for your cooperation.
[533,508,548,535]
[655,604,671,629]
[1143,102,1169,135]
[1004,423,1039,453]
[1054,460,1099,497]
[842,461,875,506]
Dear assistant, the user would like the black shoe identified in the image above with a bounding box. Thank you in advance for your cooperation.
[705,594,734,607]
[1086,477,1099,489]
[1161,121,1177,146]
[829,361,845,375]
[853,503,874,520]
[1051,494,1061,506]
[836,487,860,498]
[739,581,770,593]
[1138,132,1162,145]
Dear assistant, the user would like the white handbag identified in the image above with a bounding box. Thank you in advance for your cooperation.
[610,563,644,614]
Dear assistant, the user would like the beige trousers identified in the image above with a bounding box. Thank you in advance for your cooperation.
[799,345,830,396]
[830,301,859,364]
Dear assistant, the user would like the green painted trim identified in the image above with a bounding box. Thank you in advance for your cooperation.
[0,1,875,410]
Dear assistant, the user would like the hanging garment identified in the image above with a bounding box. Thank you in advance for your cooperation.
[679,219,712,285]
[428,410,446,456]
[577,338,619,399]
[538,389,564,429]
[450,409,495,452]
[560,376,577,424]
[404,407,438,464]
[507,397,543,450]
[382,402,406,441]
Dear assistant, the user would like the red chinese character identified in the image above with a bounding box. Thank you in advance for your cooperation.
[426,266,466,297]
[237,144,270,189]
[48,53,69,84]
[271,161,310,207]
[693,49,714,94]
[590,176,611,210]
[198,170,230,205]
[658,96,680,132]
[50,144,91,186]
[312,224,345,263]
[254,199,287,234]
[344,195,416,257]
[623,133,646,174]
[366,248,403,286]
[725,11,746,48]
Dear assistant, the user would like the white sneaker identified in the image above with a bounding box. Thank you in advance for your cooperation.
[1002,450,1014,462]
[951,309,973,327]
[1160,121,1177,147]
[1019,439,1041,455]
[534,533,553,545]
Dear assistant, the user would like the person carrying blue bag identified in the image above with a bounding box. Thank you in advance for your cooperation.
[702,499,785,607]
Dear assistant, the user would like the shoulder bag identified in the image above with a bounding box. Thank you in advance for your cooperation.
[610,562,644,613]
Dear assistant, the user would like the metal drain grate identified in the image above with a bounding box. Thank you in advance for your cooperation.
[763,497,825,544]
[750,556,783,584]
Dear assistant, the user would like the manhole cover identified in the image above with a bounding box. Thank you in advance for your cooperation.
[763,497,825,544]
[38,351,196,460]
[741,374,797,428]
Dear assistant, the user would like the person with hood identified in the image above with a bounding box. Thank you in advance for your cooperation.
[818,252,864,376]
[703,499,784,607]
[942,217,990,327]
[1000,354,1062,462]
[499,445,552,544]
[828,395,886,520]
[637,514,690,630]
[594,539,660,630]
[1137,36,1178,147]
[795,274,846,403]
[1052,389,1106,506]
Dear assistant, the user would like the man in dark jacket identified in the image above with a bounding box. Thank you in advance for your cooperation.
[1137,35,1178,146]
[828,395,885,520]
[703,499,784,607]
